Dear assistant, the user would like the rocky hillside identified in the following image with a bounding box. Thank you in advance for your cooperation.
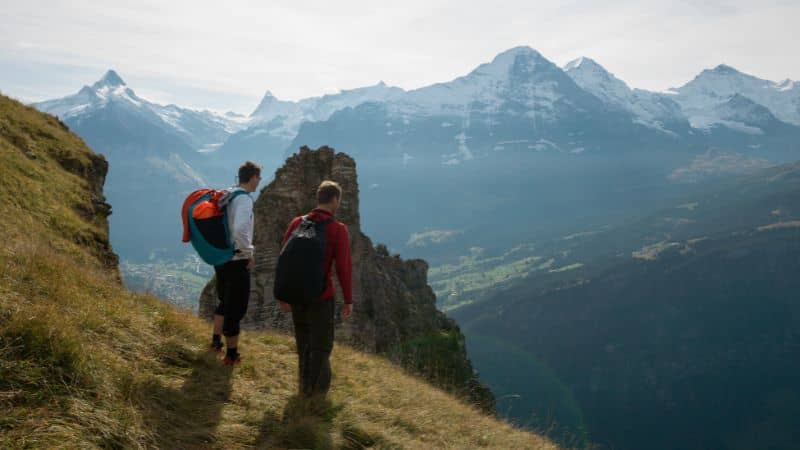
[2,95,550,448]
[200,145,494,410]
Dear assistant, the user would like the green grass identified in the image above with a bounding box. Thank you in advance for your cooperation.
[429,241,570,311]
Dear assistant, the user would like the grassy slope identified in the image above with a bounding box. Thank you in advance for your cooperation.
[0,95,556,449]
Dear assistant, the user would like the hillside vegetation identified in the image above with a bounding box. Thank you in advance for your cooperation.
[0,94,556,449]
[448,160,800,449]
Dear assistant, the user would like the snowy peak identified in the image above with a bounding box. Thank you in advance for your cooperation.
[392,45,579,119]
[563,56,587,71]
[563,55,685,132]
[33,69,140,119]
[92,69,126,89]
[469,46,553,80]
[673,63,800,126]
[250,90,288,117]
[564,56,605,74]
[710,64,741,75]
[34,70,247,149]
[564,56,629,92]
[490,45,546,64]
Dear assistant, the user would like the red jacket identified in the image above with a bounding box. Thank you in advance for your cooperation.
[281,208,353,303]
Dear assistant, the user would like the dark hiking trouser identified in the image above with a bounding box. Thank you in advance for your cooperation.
[291,298,335,397]
[214,259,250,337]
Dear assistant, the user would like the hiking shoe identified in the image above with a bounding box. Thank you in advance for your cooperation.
[222,354,242,366]
[209,342,224,353]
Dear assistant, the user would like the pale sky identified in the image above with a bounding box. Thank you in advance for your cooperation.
[1,0,797,114]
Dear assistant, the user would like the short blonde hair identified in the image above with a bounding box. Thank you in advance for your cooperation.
[317,180,342,204]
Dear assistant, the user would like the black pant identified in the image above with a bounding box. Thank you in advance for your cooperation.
[291,299,335,397]
[214,259,250,337]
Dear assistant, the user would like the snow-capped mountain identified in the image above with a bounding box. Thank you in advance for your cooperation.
[216,81,406,168]
[669,64,800,127]
[563,57,687,134]
[700,93,783,134]
[34,70,133,118]
[248,81,405,139]
[394,46,597,119]
[290,46,677,166]
[34,70,245,150]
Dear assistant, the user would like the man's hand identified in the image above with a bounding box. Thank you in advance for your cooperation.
[278,301,292,313]
[341,303,352,320]
[247,257,255,271]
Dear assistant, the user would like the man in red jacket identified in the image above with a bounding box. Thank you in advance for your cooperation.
[278,180,352,397]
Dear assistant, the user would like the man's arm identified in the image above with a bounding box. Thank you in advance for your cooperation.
[334,224,353,304]
[231,195,255,259]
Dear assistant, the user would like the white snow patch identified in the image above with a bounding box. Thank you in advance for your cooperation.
[718,120,764,135]
[454,131,474,161]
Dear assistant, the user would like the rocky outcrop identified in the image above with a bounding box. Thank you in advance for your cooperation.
[199,145,494,411]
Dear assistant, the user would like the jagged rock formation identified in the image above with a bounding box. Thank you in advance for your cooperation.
[199,145,494,411]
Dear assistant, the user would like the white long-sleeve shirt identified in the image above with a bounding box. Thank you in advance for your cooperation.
[226,188,255,260]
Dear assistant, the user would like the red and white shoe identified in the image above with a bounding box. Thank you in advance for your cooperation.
[222,354,242,366]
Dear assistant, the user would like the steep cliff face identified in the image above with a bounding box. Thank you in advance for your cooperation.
[199,145,494,410]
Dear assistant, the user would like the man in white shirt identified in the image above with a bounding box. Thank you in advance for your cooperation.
[211,161,260,365]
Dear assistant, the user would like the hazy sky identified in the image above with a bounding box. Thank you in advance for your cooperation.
[1,0,797,113]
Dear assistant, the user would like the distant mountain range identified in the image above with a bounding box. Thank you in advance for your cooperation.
[32,46,800,264]
[35,47,800,164]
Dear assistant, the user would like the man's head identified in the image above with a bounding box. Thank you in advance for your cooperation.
[238,161,261,192]
[317,180,342,213]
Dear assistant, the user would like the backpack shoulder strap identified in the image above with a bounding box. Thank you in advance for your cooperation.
[219,188,251,210]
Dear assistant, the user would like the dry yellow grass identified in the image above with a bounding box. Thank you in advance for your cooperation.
[0,94,558,449]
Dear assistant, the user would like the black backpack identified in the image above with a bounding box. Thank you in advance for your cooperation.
[273,215,332,305]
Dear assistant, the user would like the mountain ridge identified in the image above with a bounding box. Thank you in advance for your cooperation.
[35,47,800,149]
